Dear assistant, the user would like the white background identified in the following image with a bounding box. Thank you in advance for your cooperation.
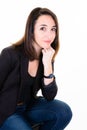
[0,0,86,129]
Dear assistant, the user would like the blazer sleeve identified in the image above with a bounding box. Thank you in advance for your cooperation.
[41,78,58,101]
[41,62,58,101]
[0,48,12,90]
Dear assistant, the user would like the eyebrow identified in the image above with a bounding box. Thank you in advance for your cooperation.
[40,24,56,28]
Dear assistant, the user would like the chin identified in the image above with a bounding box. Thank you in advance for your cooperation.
[44,45,51,49]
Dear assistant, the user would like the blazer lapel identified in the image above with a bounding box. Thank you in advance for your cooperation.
[17,50,29,102]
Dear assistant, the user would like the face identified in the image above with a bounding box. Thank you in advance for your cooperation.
[33,15,56,50]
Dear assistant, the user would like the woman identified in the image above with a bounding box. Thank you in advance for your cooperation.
[0,7,72,130]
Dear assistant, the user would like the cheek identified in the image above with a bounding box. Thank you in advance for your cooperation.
[52,35,56,42]
[34,32,43,42]
[34,30,39,38]
[35,35,41,43]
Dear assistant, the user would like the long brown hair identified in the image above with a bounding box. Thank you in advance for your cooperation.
[14,7,60,60]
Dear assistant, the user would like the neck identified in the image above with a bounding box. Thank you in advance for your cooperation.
[33,42,42,58]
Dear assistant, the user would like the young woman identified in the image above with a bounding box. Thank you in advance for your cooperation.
[0,7,72,130]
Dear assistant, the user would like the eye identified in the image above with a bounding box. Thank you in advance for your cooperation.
[51,28,57,32]
[40,27,46,31]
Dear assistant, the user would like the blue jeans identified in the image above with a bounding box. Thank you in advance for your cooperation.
[0,98,72,130]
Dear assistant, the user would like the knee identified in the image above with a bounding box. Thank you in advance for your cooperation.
[55,100,72,121]
[54,103,72,130]
[65,104,72,123]
[59,103,73,125]
[53,100,73,124]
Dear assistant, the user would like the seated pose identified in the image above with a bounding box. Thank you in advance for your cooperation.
[0,7,72,130]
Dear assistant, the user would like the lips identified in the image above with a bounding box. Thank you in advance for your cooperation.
[44,40,51,44]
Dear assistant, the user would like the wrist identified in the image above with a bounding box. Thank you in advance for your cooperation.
[44,64,53,75]
[44,73,55,79]
[43,61,52,68]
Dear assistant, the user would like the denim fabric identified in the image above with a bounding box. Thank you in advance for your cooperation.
[0,98,72,130]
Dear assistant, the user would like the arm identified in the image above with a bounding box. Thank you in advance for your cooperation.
[0,48,12,90]
[42,47,55,85]
[42,75,58,101]
[41,47,58,100]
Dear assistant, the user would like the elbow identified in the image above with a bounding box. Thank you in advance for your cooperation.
[42,86,58,101]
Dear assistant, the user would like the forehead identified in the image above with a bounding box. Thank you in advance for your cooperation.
[35,15,55,26]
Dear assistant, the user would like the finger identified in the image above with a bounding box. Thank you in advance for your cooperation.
[42,48,46,53]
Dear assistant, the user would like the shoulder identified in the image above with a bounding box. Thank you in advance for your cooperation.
[0,44,24,66]
[0,43,24,57]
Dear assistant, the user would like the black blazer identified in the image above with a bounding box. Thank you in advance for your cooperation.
[0,44,58,126]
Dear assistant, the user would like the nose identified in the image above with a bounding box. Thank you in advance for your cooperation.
[46,30,53,40]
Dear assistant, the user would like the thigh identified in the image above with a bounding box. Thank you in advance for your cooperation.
[0,114,32,130]
[26,98,72,123]
[29,98,72,114]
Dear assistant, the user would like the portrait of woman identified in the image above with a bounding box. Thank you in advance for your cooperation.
[0,7,72,130]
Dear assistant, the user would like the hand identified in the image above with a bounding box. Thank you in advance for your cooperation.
[42,47,55,66]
